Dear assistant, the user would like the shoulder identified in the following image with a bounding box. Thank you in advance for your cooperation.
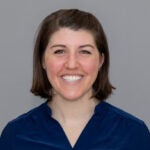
[0,102,48,148]
[96,101,150,136]
[94,101,150,149]
[104,102,145,125]
[1,102,47,138]
[10,102,46,125]
[106,102,150,146]
[103,102,150,140]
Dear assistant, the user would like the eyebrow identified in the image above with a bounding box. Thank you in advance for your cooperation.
[50,44,66,49]
[79,44,95,49]
[50,44,95,49]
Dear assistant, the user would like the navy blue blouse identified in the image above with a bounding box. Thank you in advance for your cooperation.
[0,101,150,150]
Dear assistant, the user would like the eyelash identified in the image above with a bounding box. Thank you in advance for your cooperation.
[53,50,92,55]
[54,49,65,54]
[80,50,92,54]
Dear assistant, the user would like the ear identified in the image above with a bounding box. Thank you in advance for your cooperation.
[42,63,46,70]
[42,56,46,70]
[99,53,104,69]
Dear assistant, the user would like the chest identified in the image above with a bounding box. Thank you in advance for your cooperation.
[14,115,130,150]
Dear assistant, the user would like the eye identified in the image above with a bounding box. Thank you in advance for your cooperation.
[54,49,65,54]
[80,50,92,55]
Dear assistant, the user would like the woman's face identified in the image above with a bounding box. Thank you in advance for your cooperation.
[43,28,104,101]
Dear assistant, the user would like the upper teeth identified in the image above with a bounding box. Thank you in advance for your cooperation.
[62,75,82,82]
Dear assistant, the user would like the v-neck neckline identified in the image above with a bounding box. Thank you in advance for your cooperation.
[42,101,107,149]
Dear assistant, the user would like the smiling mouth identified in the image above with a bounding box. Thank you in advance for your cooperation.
[62,75,83,82]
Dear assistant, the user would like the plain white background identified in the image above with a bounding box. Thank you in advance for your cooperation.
[0,0,150,133]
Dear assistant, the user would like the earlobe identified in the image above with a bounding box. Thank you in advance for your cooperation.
[99,53,105,68]
[43,65,46,70]
[42,61,46,70]
[42,57,46,70]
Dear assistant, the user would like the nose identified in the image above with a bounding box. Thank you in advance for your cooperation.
[66,53,79,69]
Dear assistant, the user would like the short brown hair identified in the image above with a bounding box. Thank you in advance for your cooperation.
[31,9,115,101]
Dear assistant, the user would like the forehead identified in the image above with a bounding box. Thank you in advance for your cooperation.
[48,28,96,46]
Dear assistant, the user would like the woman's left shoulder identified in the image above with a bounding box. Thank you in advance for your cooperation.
[101,102,150,148]
[104,102,145,123]
[104,102,150,139]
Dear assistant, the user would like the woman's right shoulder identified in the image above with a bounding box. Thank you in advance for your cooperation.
[0,102,47,138]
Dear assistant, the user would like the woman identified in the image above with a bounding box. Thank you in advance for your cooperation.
[0,9,150,150]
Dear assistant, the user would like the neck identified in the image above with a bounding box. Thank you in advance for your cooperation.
[48,95,100,124]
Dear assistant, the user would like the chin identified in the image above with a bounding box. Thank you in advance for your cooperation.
[63,96,82,101]
[61,93,89,101]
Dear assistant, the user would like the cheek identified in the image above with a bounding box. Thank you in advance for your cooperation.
[44,58,63,78]
[82,59,99,74]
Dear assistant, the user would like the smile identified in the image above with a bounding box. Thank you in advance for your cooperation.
[62,75,83,82]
